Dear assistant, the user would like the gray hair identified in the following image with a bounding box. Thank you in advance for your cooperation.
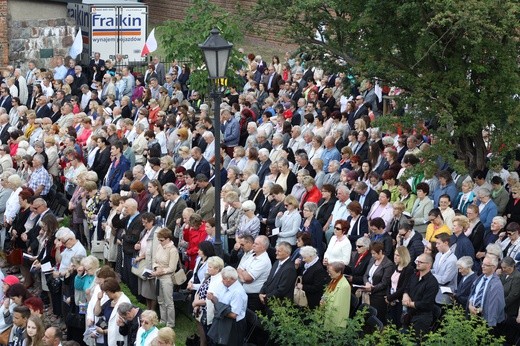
[276,241,292,256]
[356,236,371,248]
[485,254,499,267]
[117,302,134,315]
[220,266,239,280]
[7,174,22,188]
[100,186,112,196]
[246,174,259,185]
[492,216,507,228]
[329,160,340,170]
[303,202,317,215]
[242,200,256,212]
[202,131,214,139]
[478,188,491,197]
[163,183,179,195]
[258,148,270,157]
[486,243,503,260]
[501,256,515,268]
[456,256,474,269]
[227,165,241,176]
[336,185,350,195]
[299,246,317,259]
[56,227,75,240]
[33,154,45,164]
[509,172,519,182]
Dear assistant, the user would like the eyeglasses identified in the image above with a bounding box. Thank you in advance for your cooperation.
[158,238,165,242]
[415,259,427,265]
[482,263,494,268]
[356,245,364,248]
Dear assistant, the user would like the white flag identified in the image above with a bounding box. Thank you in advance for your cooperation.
[141,28,158,57]
[69,30,83,58]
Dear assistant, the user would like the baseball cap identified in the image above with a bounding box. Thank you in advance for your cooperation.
[3,275,20,286]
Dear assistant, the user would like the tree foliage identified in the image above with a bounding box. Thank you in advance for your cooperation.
[256,0,520,171]
[157,0,246,95]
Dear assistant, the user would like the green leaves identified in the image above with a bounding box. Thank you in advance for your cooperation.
[157,0,246,94]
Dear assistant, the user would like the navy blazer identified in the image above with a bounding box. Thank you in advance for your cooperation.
[455,272,477,308]
[352,188,379,217]
[347,215,369,245]
[106,155,131,193]
[192,157,211,179]
[300,218,325,258]
[257,159,271,186]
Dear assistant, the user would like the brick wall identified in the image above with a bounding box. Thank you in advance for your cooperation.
[0,0,8,65]
[144,0,288,45]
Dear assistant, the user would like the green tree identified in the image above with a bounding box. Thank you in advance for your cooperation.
[157,0,246,94]
[256,0,520,172]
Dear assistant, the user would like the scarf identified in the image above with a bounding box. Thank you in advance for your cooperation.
[491,186,504,199]
[326,275,343,294]
[355,250,370,267]
[141,326,157,346]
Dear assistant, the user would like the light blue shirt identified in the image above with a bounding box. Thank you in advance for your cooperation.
[214,280,248,321]
[53,65,68,81]
[321,147,341,171]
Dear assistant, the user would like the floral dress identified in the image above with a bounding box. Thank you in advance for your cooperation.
[85,192,101,238]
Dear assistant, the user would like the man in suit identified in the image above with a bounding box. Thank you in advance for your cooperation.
[257,148,271,187]
[89,52,105,77]
[191,174,215,221]
[431,233,458,305]
[256,131,272,152]
[92,137,111,182]
[348,95,368,129]
[354,130,370,161]
[323,160,340,186]
[0,113,10,145]
[397,220,424,264]
[132,165,149,187]
[162,183,187,234]
[35,96,51,118]
[468,254,505,327]
[0,88,12,114]
[499,256,520,343]
[190,147,211,179]
[259,241,297,306]
[71,65,88,97]
[265,65,281,96]
[111,198,143,297]
[152,56,165,85]
[105,141,131,193]
[352,181,379,217]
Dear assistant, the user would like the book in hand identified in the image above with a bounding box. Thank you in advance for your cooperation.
[142,269,153,279]
[23,253,37,260]
[440,286,453,294]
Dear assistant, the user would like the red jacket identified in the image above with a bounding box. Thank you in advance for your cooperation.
[183,223,207,270]
[300,185,322,210]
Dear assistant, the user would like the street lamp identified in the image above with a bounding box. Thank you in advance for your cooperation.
[199,28,233,257]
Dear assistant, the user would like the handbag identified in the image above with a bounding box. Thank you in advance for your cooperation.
[293,276,308,307]
[0,326,12,345]
[131,258,147,279]
[46,274,62,294]
[6,247,22,266]
[172,260,187,285]
[91,240,105,260]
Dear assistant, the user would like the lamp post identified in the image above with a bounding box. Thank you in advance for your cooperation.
[199,28,233,257]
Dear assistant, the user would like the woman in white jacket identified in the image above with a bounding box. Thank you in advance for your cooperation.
[93,277,131,346]
[134,310,159,346]
[192,256,224,345]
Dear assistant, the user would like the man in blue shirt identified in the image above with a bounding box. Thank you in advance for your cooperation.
[221,109,240,156]
[320,135,341,172]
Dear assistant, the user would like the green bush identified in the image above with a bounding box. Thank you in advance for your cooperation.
[260,300,503,346]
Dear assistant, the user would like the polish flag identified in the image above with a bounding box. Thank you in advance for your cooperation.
[141,28,158,57]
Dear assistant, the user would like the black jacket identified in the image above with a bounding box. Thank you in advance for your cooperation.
[299,261,329,308]
[260,259,297,300]
[112,213,143,255]
[119,308,142,346]
[386,264,415,303]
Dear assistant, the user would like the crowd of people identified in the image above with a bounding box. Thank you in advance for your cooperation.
[0,49,517,346]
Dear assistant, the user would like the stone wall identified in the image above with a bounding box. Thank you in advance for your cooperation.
[0,0,8,66]
[4,0,76,68]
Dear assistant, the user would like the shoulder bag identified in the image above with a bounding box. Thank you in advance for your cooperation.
[293,276,308,307]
